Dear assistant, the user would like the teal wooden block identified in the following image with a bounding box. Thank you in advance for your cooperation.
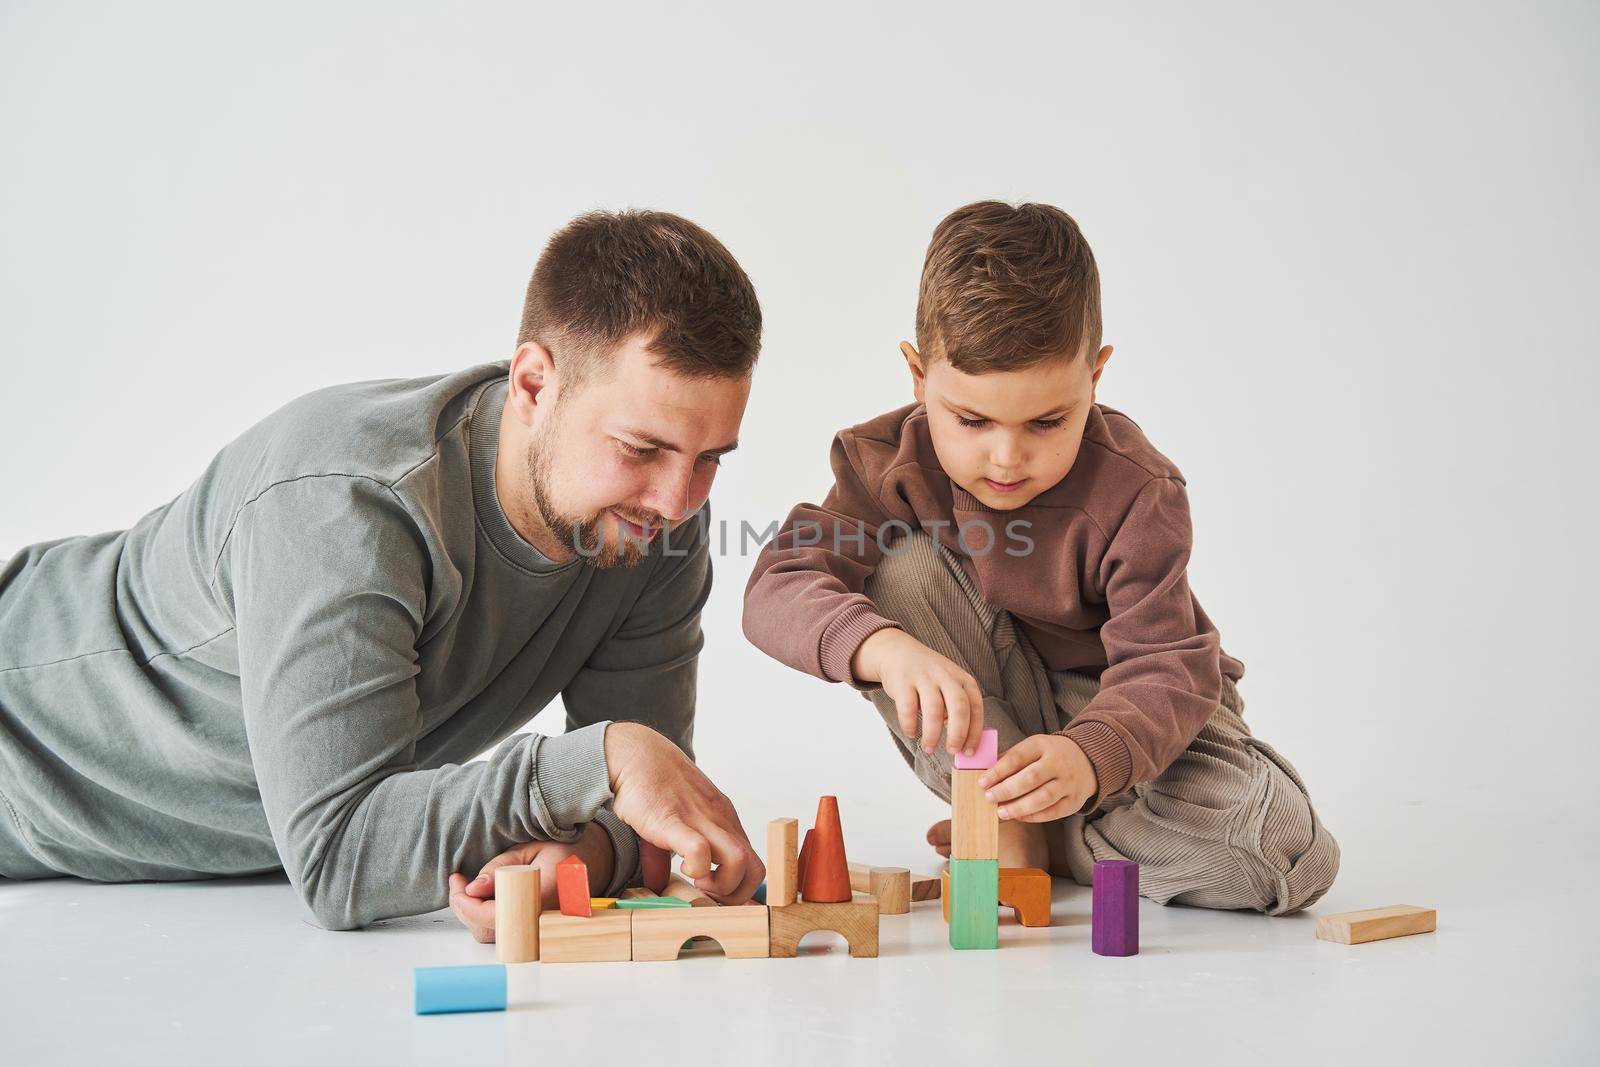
[414,964,506,1015]
[949,859,999,950]
[615,896,692,909]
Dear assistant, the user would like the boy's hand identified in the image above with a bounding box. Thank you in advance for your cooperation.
[447,820,615,943]
[852,627,987,757]
[979,734,1098,822]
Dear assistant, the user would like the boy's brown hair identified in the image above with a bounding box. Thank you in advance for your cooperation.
[915,200,1101,372]
[517,209,762,386]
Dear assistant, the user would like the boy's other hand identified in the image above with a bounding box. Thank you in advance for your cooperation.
[979,735,1098,822]
[852,628,987,757]
[447,820,615,943]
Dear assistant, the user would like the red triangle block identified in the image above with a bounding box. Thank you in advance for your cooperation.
[799,795,852,903]
[556,854,591,917]
[797,828,815,889]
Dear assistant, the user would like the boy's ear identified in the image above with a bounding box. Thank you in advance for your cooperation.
[1089,344,1113,401]
[900,341,927,405]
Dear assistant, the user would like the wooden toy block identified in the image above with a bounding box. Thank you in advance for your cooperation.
[615,896,691,909]
[1092,859,1138,956]
[631,905,771,961]
[619,886,656,899]
[663,870,718,907]
[414,964,506,1015]
[494,864,540,963]
[951,769,998,860]
[999,867,1051,927]
[640,841,671,894]
[556,854,591,917]
[768,900,879,958]
[767,817,799,906]
[590,897,617,909]
[847,862,911,915]
[752,882,767,904]
[1315,905,1437,945]
[800,795,852,902]
[954,727,998,770]
[910,872,941,901]
[538,911,633,963]
[949,859,999,950]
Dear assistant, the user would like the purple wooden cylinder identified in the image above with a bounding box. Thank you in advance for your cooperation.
[1092,859,1139,956]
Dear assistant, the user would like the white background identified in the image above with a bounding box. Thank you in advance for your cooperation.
[2,3,1596,1063]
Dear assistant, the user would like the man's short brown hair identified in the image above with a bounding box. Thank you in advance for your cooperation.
[517,209,762,385]
[915,200,1101,373]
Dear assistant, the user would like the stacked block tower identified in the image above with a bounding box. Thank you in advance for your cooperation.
[949,728,1000,950]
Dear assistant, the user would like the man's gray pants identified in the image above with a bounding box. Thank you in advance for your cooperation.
[861,532,1340,916]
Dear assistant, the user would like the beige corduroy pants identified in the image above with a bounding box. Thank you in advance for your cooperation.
[860,532,1340,916]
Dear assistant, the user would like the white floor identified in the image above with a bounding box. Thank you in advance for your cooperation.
[2,801,1594,1066]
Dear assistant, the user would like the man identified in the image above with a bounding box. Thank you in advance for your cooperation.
[0,209,766,932]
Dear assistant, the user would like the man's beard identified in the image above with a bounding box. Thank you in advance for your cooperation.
[526,422,655,570]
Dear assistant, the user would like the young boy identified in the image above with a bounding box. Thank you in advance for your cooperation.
[742,201,1338,915]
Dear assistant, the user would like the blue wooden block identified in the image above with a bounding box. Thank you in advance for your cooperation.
[752,881,767,904]
[414,964,507,1015]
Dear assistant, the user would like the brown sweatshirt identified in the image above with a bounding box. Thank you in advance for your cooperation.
[742,401,1244,811]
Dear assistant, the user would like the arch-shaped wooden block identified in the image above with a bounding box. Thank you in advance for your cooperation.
[630,905,770,961]
[769,900,879,958]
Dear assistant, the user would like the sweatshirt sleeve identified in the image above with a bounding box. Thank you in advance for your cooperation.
[1060,476,1224,811]
[742,432,904,686]
[558,505,714,896]
[223,475,616,930]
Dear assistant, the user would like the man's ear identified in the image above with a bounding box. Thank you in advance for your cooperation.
[1089,344,1113,401]
[507,341,557,425]
[900,341,928,406]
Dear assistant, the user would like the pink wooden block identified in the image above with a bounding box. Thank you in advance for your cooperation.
[954,728,998,770]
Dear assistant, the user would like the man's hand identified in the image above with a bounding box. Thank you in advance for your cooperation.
[851,628,986,757]
[979,734,1098,822]
[603,721,763,903]
[447,821,615,943]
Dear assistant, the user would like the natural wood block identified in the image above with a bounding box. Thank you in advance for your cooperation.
[847,862,910,915]
[494,865,540,963]
[619,886,656,899]
[911,872,941,901]
[538,911,633,963]
[767,818,799,907]
[663,871,718,907]
[1315,905,1437,945]
[768,900,879,958]
[949,859,999,950]
[631,905,771,961]
[952,770,998,860]
[556,854,591,917]
[998,867,1051,927]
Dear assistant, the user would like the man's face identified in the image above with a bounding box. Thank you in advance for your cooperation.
[909,342,1112,512]
[514,333,749,567]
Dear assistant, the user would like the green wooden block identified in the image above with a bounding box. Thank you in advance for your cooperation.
[614,896,692,909]
[949,859,999,950]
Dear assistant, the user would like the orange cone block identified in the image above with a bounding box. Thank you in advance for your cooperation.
[797,828,815,889]
[800,795,852,903]
[556,854,591,917]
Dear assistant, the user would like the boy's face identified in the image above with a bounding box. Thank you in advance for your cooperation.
[904,340,1113,511]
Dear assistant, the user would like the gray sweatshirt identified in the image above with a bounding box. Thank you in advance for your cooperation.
[0,362,710,929]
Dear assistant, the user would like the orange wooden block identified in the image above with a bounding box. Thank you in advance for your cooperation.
[998,867,1051,927]
[556,854,591,917]
[799,796,851,903]
[797,827,814,889]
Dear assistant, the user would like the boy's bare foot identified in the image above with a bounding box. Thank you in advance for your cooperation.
[998,817,1050,870]
[930,816,1050,870]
